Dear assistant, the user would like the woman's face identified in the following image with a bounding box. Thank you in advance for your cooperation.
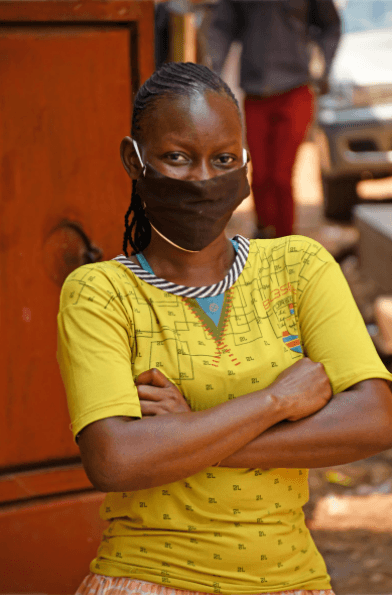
[127,90,244,182]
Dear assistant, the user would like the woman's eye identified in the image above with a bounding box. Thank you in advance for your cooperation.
[215,155,236,165]
[166,152,188,163]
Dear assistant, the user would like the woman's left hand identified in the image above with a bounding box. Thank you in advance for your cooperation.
[136,368,191,416]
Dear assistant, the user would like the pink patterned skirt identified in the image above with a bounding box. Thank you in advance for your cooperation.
[75,574,335,595]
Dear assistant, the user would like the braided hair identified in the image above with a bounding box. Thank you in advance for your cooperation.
[122,62,241,256]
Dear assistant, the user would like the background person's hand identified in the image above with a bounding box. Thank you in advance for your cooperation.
[315,78,330,96]
[270,358,332,421]
[136,368,191,416]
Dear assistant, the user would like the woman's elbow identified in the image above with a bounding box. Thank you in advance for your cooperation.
[78,417,146,492]
[85,461,121,493]
[354,379,392,451]
[365,393,392,452]
[374,409,392,451]
[82,450,144,492]
[79,440,140,492]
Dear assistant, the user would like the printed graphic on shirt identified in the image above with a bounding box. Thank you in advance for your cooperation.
[282,304,303,354]
[185,291,233,343]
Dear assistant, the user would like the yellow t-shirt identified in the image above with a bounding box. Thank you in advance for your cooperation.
[57,235,392,594]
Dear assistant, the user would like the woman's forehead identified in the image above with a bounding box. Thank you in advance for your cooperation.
[142,91,242,147]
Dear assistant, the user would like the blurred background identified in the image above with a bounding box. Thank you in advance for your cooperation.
[1,0,392,593]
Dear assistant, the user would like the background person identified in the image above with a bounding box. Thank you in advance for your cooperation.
[57,62,392,595]
[207,0,341,238]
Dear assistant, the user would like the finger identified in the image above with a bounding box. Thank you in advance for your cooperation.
[137,384,168,401]
[136,368,171,388]
[140,401,168,417]
[140,401,160,416]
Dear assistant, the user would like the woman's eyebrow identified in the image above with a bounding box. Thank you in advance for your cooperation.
[157,135,242,153]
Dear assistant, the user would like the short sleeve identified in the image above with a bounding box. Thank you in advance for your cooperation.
[57,263,141,440]
[298,251,392,394]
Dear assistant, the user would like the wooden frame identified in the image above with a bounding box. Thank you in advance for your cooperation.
[0,0,155,94]
[171,12,197,63]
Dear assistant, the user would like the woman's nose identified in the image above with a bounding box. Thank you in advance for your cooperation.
[186,159,216,182]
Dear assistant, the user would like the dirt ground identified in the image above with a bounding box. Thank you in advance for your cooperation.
[305,452,392,594]
[229,142,392,595]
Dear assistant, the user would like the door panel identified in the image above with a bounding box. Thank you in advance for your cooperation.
[0,26,132,467]
[0,491,107,593]
[0,463,93,504]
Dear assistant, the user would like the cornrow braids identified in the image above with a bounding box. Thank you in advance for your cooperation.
[123,62,241,255]
[123,180,151,256]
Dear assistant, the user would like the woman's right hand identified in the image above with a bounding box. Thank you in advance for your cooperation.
[270,358,332,421]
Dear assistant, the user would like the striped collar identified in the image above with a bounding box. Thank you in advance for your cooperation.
[112,235,250,298]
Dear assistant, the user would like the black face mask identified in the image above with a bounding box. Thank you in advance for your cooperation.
[134,142,250,252]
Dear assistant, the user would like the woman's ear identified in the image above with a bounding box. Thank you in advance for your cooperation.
[120,136,143,179]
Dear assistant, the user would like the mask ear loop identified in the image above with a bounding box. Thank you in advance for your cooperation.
[242,148,247,165]
[132,139,146,175]
[132,140,147,212]
[243,148,250,165]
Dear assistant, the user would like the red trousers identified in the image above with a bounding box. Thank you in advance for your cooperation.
[244,85,314,237]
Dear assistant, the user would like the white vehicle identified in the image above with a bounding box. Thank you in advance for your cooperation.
[317,0,392,220]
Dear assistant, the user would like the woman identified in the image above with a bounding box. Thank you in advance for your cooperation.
[57,62,392,595]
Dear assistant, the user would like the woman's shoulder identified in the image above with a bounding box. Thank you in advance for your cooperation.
[244,235,337,298]
[58,259,132,311]
[249,234,335,267]
[250,234,332,254]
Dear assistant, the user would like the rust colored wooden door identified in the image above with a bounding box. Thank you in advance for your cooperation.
[0,491,107,593]
[0,3,154,591]
[0,24,133,467]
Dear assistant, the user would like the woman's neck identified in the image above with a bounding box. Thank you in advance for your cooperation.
[131,230,236,287]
